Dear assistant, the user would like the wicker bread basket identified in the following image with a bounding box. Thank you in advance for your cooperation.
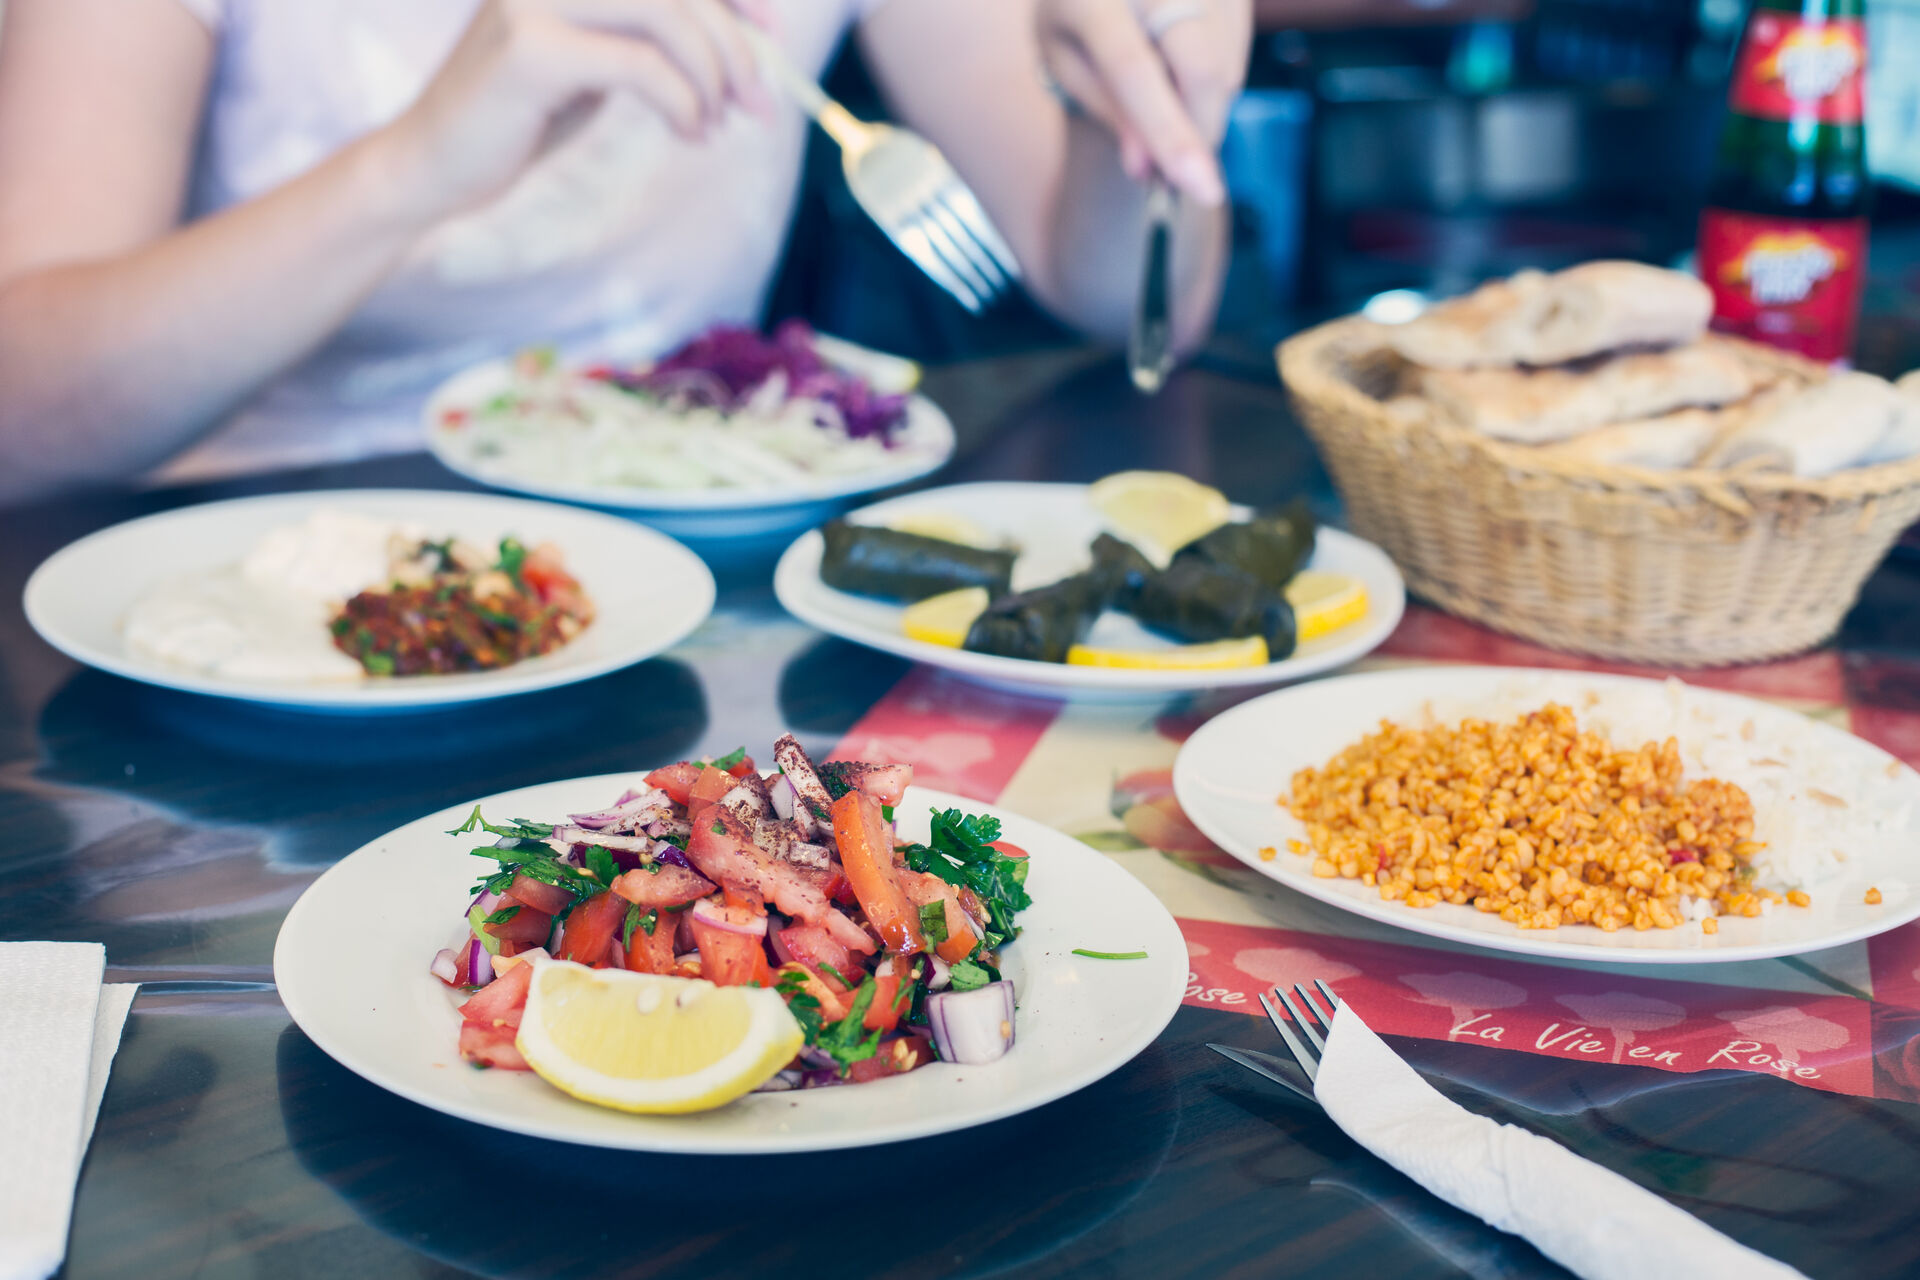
[1278,317,1920,666]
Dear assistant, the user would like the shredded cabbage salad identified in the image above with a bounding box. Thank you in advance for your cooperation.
[437,321,922,493]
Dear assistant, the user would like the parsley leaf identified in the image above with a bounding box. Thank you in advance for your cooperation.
[899,809,1031,953]
[918,901,949,944]
[710,746,747,771]
[448,806,553,843]
[818,962,856,991]
[710,821,725,835]
[621,901,642,947]
[496,537,528,585]
[483,905,520,925]
[454,808,604,904]
[583,845,618,886]
[948,959,993,991]
[819,978,883,1072]
[775,968,823,1044]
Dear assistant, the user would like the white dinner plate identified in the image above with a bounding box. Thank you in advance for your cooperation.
[423,346,955,542]
[1174,666,1920,963]
[773,482,1405,698]
[274,779,1187,1153]
[23,489,715,713]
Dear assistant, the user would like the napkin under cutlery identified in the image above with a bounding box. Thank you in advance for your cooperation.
[0,943,136,1280]
[1314,1004,1807,1280]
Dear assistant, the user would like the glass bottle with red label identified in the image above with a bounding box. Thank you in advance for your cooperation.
[1696,0,1870,364]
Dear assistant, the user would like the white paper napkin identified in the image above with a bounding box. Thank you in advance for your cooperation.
[0,943,137,1280]
[1315,1004,1807,1280]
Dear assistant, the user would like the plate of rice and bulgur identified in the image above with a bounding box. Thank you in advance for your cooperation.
[1172,666,1920,962]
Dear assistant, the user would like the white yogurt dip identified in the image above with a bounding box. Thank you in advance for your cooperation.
[123,509,423,683]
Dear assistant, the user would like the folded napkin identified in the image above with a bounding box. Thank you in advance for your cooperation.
[0,944,137,1280]
[1315,1005,1806,1280]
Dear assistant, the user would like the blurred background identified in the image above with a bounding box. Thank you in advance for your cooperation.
[763,0,1920,375]
[0,0,1913,372]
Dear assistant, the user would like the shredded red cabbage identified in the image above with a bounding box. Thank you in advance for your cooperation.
[600,320,908,445]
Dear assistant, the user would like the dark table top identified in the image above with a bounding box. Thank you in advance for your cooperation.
[5,348,1920,1280]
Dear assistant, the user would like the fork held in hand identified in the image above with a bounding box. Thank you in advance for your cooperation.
[743,25,1018,313]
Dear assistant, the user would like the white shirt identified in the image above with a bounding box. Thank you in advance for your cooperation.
[159,0,874,482]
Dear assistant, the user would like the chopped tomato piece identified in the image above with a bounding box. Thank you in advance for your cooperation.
[623,914,680,973]
[990,840,1028,860]
[864,962,907,1033]
[692,916,773,987]
[504,874,573,916]
[610,863,717,909]
[847,1032,936,1083]
[687,765,736,822]
[776,962,852,1022]
[520,543,589,615]
[483,907,554,946]
[777,924,856,989]
[831,792,925,955]
[900,870,980,964]
[558,891,627,966]
[722,885,766,913]
[724,754,757,779]
[460,959,534,1029]
[644,761,704,806]
[459,1021,531,1070]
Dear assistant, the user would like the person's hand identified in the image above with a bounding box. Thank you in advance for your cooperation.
[377,0,772,223]
[1036,0,1251,206]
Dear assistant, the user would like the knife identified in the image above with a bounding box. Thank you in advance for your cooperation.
[1128,178,1177,394]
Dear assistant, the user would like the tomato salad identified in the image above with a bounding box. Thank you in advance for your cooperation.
[431,734,1030,1086]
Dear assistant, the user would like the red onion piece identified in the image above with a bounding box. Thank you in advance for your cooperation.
[927,955,951,991]
[690,898,769,937]
[464,938,495,988]
[926,981,1015,1065]
[430,948,461,985]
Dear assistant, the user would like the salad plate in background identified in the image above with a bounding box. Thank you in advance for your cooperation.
[424,323,955,540]
[23,489,714,712]
[274,762,1186,1153]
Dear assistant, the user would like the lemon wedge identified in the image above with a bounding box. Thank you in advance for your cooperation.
[514,962,801,1114]
[1088,471,1230,563]
[1285,571,1369,643]
[1066,635,1268,671]
[884,511,995,549]
[901,586,989,647]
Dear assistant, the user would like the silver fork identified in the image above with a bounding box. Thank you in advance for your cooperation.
[1207,978,1343,1101]
[743,27,1019,313]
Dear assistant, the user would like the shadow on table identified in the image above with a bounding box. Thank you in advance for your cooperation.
[31,657,708,826]
[276,1023,1181,1280]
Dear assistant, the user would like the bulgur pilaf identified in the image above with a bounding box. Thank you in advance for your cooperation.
[1282,703,1789,931]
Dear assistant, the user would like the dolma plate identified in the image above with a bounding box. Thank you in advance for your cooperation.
[772,482,1405,697]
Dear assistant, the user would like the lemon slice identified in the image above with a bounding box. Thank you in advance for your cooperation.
[884,511,995,549]
[1285,571,1369,643]
[514,962,802,1114]
[1088,471,1231,563]
[1066,635,1268,671]
[902,586,989,647]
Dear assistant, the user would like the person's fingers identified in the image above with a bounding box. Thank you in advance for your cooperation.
[1153,15,1244,147]
[1042,39,1126,136]
[541,21,707,137]
[1069,3,1224,203]
[724,0,772,27]
[684,0,771,117]
[546,0,730,123]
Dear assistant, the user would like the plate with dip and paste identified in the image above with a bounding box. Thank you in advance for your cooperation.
[24,490,714,712]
